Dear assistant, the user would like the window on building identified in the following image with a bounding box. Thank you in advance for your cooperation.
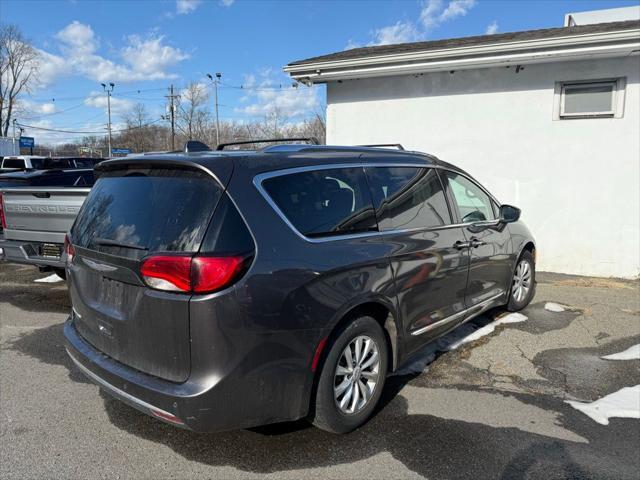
[365,167,451,231]
[558,79,625,119]
[444,172,496,223]
[261,167,377,238]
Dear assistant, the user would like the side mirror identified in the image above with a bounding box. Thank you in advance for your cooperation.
[499,204,521,223]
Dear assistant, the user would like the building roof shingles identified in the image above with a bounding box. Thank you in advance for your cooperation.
[288,20,640,66]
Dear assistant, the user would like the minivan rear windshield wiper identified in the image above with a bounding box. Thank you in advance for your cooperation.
[94,238,148,251]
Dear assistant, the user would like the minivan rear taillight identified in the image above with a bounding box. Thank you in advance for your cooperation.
[64,234,75,264]
[140,255,244,294]
[0,193,6,229]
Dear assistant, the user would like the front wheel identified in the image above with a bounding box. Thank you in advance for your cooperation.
[507,251,535,311]
[310,316,388,434]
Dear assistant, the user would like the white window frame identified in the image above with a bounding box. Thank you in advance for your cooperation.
[553,78,626,120]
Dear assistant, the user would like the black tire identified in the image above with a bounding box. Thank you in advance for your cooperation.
[53,268,66,280]
[310,316,388,434]
[507,250,535,311]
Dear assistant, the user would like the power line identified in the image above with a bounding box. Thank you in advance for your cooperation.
[16,118,164,135]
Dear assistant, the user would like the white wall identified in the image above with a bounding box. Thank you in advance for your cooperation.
[326,56,640,278]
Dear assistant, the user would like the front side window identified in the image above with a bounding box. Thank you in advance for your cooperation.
[261,167,377,238]
[365,167,451,231]
[445,172,495,223]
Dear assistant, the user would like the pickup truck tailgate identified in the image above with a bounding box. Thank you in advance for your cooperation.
[1,187,90,244]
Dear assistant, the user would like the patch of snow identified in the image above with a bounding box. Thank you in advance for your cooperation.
[34,273,64,283]
[446,312,527,350]
[545,302,567,312]
[602,344,640,361]
[393,312,528,376]
[566,385,640,425]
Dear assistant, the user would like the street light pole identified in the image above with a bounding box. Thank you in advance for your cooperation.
[101,82,115,157]
[207,73,222,147]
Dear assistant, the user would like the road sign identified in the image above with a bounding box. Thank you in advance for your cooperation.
[19,136,35,148]
[111,148,132,155]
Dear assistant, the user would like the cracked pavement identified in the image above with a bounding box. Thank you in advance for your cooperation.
[1,264,639,479]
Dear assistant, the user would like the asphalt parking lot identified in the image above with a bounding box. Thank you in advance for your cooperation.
[1,263,639,480]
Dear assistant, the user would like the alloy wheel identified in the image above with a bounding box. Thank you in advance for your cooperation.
[333,335,380,415]
[512,260,532,303]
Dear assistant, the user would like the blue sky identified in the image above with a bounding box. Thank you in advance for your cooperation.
[2,0,638,144]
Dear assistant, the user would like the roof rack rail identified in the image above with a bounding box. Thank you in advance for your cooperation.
[357,143,405,150]
[216,137,319,151]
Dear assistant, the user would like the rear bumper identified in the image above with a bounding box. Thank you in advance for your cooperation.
[0,238,65,268]
[64,316,320,432]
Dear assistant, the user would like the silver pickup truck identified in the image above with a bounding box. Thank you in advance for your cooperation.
[0,187,90,275]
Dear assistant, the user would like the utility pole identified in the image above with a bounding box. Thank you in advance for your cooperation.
[206,73,222,146]
[101,82,115,157]
[165,84,179,150]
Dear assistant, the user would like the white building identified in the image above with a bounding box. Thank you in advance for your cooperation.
[285,12,640,279]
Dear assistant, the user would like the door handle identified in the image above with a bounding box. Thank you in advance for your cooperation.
[470,238,487,248]
[454,240,471,250]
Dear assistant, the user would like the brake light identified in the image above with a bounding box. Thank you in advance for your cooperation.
[140,255,244,293]
[192,256,243,293]
[64,234,75,264]
[0,193,6,229]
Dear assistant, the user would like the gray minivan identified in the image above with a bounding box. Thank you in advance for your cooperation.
[64,144,536,433]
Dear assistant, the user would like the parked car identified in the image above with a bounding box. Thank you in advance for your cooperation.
[0,156,103,173]
[63,143,536,434]
[0,155,47,172]
[0,166,96,275]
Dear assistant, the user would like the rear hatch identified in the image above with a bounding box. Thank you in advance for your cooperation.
[68,163,228,382]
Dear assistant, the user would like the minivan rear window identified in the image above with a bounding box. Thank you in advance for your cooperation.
[261,167,377,238]
[72,168,222,258]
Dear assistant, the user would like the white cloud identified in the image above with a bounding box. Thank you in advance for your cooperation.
[220,0,235,6]
[352,0,478,49]
[55,20,97,54]
[485,20,499,35]
[176,0,202,14]
[84,92,134,115]
[439,0,476,22]
[370,21,422,46]
[420,0,445,29]
[33,21,189,85]
[121,35,189,80]
[236,70,320,119]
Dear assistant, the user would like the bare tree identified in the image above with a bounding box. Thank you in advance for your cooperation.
[176,82,209,141]
[121,103,152,152]
[0,24,39,137]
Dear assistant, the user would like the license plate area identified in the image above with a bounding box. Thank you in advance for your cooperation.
[41,243,62,258]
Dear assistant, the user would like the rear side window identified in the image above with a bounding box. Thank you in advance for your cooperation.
[2,159,24,169]
[261,167,377,238]
[72,168,222,258]
[200,194,254,255]
[365,167,451,231]
[30,158,45,169]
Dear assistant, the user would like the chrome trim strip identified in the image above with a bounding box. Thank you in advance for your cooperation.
[410,292,504,336]
[66,348,174,418]
[253,163,502,243]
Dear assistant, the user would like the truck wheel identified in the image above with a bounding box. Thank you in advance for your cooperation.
[310,316,388,434]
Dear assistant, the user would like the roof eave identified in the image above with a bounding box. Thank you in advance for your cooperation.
[284,28,640,84]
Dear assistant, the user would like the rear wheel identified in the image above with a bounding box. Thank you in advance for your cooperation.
[507,251,535,311]
[310,316,388,434]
